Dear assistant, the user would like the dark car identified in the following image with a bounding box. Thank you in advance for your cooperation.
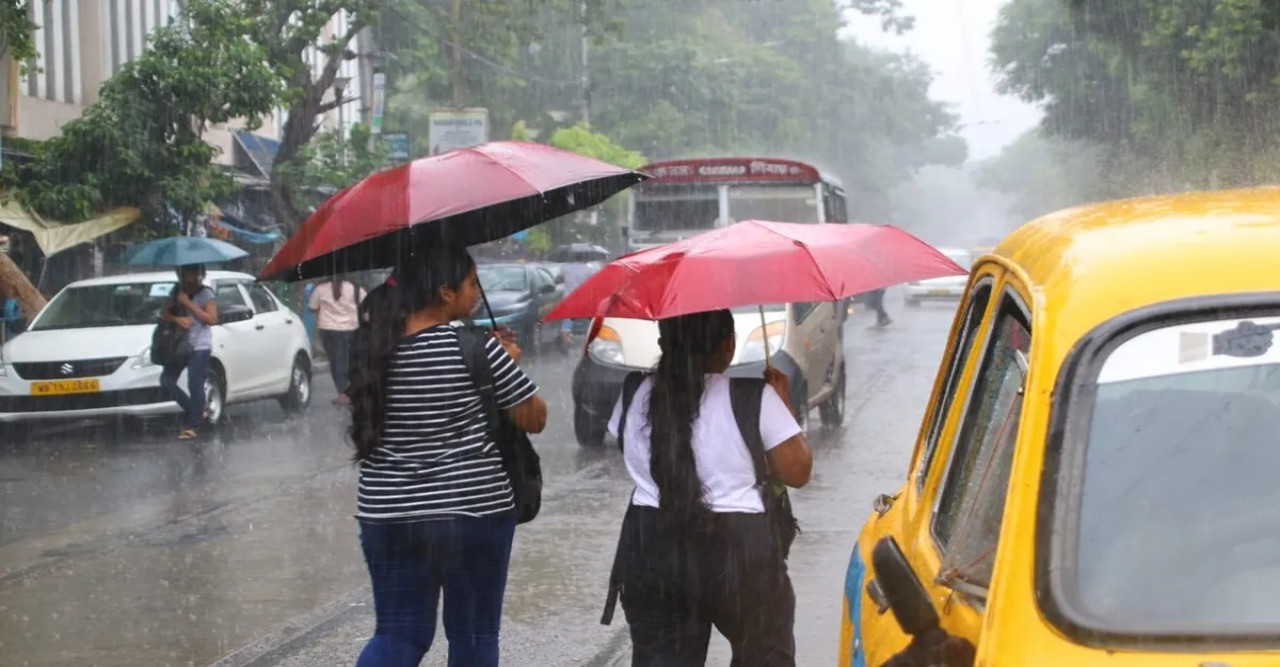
[475,262,564,352]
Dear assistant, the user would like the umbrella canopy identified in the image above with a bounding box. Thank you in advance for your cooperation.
[544,220,966,322]
[259,141,647,282]
[120,236,248,267]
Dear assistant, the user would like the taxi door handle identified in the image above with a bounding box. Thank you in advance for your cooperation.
[255,323,265,330]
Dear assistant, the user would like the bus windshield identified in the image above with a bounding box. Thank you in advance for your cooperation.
[632,184,719,233]
[727,185,819,223]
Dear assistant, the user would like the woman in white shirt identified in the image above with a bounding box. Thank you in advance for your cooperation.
[603,309,813,666]
[308,275,365,404]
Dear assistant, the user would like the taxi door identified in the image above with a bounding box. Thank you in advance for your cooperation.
[846,265,1034,666]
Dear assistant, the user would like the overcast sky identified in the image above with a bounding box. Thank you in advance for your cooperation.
[842,0,1044,161]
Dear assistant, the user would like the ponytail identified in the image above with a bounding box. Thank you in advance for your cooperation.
[646,309,736,534]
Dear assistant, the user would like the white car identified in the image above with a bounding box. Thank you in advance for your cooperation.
[0,270,313,428]
[904,247,973,306]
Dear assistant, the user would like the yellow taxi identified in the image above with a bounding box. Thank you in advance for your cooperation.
[840,188,1280,666]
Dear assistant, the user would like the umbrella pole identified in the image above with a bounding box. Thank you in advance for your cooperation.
[758,305,773,370]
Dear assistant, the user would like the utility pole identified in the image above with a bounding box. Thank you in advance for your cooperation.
[449,0,466,107]
[579,0,590,127]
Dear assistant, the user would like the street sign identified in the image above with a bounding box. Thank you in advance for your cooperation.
[384,132,410,162]
[428,108,489,155]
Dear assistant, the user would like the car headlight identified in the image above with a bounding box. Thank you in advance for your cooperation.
[132,346,156,369]
[737,320,785,365]
[588,325,625,366]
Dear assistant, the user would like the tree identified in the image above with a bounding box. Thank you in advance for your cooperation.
[0,1,37,69]
[976,130,1105,222]
[991,0,1280,193]
[18,5,279,229]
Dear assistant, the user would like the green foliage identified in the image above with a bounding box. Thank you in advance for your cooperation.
[545,123,645,170]
[17,5,279,227]
[274,123,388,210]
[992,0,1280,193]
[976,130,1106,222]
[0,0,37,71]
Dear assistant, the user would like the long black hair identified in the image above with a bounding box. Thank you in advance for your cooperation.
[647,309,736,533]
[348,243,477,461]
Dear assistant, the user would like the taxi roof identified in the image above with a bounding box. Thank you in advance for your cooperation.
[990,186,1280,349]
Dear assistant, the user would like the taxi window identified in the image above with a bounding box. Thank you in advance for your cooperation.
[917,280,994,489]
[932,295,1030,597]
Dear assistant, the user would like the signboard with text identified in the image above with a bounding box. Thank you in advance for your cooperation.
[371,72,386,135]
[384,132,410,162]
[428,109,489,156]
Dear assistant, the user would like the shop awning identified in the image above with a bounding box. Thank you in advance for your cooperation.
[0,200,140,256]
[233,131,281,178]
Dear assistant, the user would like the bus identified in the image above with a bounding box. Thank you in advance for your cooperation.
[623,156,849,252]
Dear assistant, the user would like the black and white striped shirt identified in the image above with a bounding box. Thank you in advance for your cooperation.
[356,324,539,522]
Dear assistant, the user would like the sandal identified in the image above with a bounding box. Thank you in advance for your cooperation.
[178,429,198,441]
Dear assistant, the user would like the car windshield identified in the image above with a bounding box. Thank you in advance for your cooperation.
[30,281,176,331]
[478,266,527,291]
[1066,314,1280,633]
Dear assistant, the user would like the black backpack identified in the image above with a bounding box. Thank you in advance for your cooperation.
[617,371,800,558]
[150,287,193,366]
[455,326,543,525]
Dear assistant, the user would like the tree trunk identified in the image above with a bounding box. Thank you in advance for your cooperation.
[0,252,46,318]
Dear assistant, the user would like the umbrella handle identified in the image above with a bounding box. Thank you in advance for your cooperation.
[759,305,772,370]
[477,281,498,330]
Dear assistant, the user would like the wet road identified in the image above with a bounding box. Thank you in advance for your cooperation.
[0,296,957,666]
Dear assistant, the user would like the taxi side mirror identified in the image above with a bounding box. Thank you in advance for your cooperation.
[870,536,939,636]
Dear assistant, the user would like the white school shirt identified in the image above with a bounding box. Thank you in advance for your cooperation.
[607,374,801,513]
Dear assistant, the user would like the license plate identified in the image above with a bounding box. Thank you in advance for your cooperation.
[30,379,100,396]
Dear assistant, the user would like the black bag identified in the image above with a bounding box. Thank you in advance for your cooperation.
[150,291,192,366]
[728,377,802,560]
[456,326,543,525]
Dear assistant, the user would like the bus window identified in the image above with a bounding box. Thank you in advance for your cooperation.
[727,185,820,223]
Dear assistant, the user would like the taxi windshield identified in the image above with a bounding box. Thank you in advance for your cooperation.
[1065,314,1280,634]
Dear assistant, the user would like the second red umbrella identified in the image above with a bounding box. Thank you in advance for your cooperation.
[545,220,967,323]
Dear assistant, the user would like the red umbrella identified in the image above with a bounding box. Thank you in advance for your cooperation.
[259,141,647,281]
[545,220,966,322]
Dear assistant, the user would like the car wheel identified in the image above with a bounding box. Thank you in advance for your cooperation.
[574,404,606,448]
[820,366,847,428]
[204,365,226,427]
[278,355,312,416]
[521,321,541,356]
[792,383,810,432]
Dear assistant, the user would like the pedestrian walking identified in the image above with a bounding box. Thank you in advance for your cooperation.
[159,264,217,441]
[601,309,813,666]
[865,288,893,327]
[348,242,548,667]
[308,274,365,404]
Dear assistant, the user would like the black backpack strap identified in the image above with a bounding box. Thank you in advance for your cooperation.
[454,326,500,435]
[617,371,647,452]
[729,377,770,484]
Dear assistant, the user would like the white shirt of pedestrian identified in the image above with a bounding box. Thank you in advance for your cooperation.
[309,282,365,331]
[607,374,801,513]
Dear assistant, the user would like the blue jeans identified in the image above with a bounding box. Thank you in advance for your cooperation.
[356,515,517,667]
[160,349,210,429]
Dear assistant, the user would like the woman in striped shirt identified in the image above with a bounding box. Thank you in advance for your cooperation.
[348,243,547,667]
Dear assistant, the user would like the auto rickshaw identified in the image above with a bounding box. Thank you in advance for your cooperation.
[840,187,1280,665]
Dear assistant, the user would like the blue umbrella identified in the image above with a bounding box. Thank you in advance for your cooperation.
[121,236,248,266]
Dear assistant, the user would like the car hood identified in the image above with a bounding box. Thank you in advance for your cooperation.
[601,311,787,369]
[2,325,153,363]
